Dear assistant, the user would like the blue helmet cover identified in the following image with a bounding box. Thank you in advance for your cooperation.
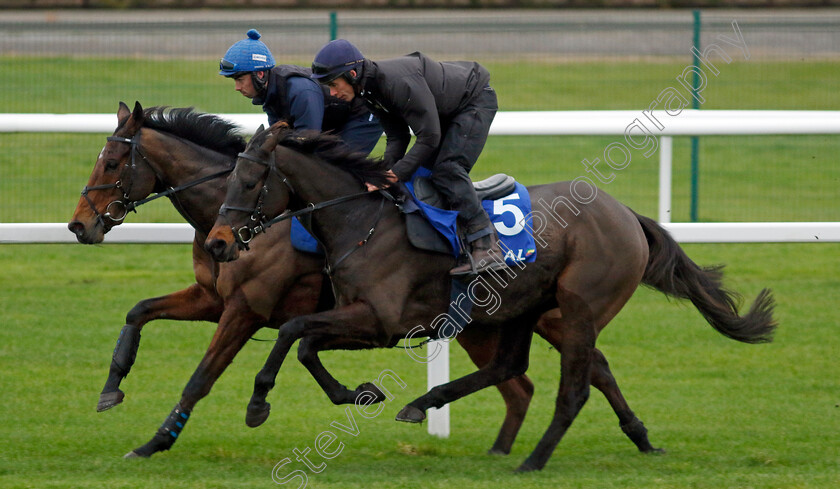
[220,29,276,76]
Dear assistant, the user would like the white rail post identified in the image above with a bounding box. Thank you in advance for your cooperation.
[658,136,673,223]
[426,340,450,437]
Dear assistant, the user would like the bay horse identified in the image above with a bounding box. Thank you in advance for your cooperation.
[205,124,777,472]
[67,102,543,459]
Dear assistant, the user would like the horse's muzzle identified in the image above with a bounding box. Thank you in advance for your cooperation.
[67,219,105,244]
[204,235,240,262]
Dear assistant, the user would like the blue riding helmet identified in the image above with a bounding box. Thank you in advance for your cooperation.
[219,29,276,77]
[311,39,365,84]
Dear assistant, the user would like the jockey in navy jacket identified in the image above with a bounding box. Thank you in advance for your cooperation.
[220,30,381,155]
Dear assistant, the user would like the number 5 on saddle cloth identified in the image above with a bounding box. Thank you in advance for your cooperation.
[401,167,537,265]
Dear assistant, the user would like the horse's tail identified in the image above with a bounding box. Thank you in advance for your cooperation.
[633,211,777,344]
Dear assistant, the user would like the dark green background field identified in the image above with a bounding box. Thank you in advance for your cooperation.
[2,57,839,223]
[1,53,839,488]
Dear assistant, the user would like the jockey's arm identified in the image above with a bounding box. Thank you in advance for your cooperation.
[388,77,441,182]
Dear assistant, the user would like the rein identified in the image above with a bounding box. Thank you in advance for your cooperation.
[264,190,373,229]
[322,195,386,276]
[127,167,233,212]
[219,149,372,249]
[220,147,392,277]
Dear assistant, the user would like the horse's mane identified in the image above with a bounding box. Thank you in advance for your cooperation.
[141,106,246,158]
[276,130,393,189]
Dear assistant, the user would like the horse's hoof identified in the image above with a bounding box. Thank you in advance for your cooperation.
[514,461,541,473]
[488,447,510,456]
[395,405,425,423]
[97,390,125,412]
[356,382,387,403]
[246,402,271,428]
[642,447,666,454]
[123,450,146,459]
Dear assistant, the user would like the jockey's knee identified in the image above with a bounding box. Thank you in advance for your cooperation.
[432,158,471,178]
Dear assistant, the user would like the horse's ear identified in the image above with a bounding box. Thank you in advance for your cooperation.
[117,101,130,123]
[132,101,144,124]
[251,124,266,142]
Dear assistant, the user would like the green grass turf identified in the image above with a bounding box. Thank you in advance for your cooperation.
[1,55,839,487]
[0,242,838,488]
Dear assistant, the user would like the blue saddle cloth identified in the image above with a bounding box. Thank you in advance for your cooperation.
[480,183,538,264]
[404,168,537,265]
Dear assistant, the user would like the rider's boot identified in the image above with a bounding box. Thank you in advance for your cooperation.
[450,230,508,276]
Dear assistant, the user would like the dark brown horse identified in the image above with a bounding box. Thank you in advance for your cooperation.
[67,102,544,459]
[205,125,776,472]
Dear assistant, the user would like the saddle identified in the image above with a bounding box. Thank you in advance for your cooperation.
[412,173,517,208]
[403,173,518,256]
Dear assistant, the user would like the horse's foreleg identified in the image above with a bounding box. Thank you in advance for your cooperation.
[126,303,262,458]
[248,302,380,428]
[396,317,535,425]
[455,326,534,456]
[99,284,223,412]
[297,336,386,405]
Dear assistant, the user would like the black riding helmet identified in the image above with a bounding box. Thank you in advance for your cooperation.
[311,39,365,85]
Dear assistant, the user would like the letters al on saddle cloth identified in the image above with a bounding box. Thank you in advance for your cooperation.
[291,167,538,267]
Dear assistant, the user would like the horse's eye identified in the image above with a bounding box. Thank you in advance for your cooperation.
[105,159,120,171]
[244,181,257,191]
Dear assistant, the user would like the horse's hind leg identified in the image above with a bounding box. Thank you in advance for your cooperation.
[518,289,597,472]
[456,326,534,456]
[98,283,223,412]
[590,348,661,453]
[297,326,534,455]
[125,301,261,458]
[534,322,660,453]
[396,315,536,424]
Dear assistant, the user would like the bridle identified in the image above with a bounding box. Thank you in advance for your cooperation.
[217,149,292,250]
[79,135,147,228]
[80,133,233,228]
[218,145,376,263]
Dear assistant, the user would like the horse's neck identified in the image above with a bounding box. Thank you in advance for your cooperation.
[277,147,386,250]
[142,129,231,234]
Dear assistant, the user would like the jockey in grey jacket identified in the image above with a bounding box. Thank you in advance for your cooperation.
[311,39,505,276]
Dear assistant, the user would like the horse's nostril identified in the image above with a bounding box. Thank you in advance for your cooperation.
[205,238,224,255]
[68,221,85,237]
